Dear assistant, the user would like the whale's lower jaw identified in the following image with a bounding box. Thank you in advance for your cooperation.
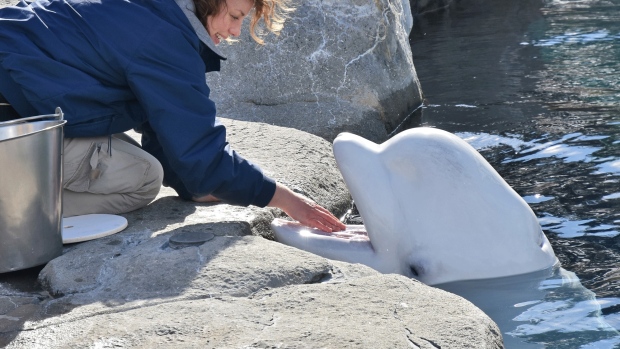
[417,258,561,286]
[271,219,407,275]
[407,233,559,285]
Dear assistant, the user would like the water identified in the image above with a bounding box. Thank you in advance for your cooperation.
[408,0,620,347]
[438,266,618,348]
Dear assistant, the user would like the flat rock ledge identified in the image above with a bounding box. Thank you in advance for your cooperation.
[0,120,503,347]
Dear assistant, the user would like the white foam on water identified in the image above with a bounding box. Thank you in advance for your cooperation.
[538,213,619,238]
[505,132,601,163]
[456,132,604,164]
[439,267,620,348]
[456,132,529,151]
[523,194,555,204]
[510,299,609,335]
[579,336,620,349]
[532,29,615,46]
[595,160,620,175]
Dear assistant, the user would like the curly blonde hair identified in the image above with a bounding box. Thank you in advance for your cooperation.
[194,0,294,44]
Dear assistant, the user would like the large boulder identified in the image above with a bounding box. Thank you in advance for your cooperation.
[10,272,503,348]
[207,0,423,142]
[16,233,502,349]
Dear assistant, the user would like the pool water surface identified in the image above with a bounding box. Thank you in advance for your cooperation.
[407,0,620,347]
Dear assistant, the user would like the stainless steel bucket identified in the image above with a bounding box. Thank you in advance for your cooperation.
[0,108,66,272]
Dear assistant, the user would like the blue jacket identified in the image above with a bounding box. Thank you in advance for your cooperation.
[0,0,276,207]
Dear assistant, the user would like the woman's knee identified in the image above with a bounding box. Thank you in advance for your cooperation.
[62,136,164,215]
[142,157,163,199]
[112,136,164,200]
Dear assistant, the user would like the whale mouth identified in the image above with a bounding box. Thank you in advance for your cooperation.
[305,227,370,242]
[273,219,370,242]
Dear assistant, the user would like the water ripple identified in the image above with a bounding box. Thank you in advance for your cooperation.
[531,29,620,46]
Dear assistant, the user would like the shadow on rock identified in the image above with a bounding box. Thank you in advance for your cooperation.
[0,266,48,346]
[0,217,335,346]
[121,195,199,235]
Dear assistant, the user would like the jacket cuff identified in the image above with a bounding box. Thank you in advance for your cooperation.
[251,176,277,208]
[165,176,193,201]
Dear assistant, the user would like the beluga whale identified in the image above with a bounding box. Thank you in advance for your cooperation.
[271,127,620,347]
[271,127,558,285]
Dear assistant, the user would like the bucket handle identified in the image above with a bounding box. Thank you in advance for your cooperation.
[0,107,63,126]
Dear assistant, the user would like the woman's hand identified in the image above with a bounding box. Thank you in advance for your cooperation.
[268,182,346,233]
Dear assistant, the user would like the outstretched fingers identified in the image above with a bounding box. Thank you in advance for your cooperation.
[268,182,346,233]
[306,204,346,232]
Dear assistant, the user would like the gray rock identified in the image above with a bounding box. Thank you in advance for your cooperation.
[36,119,349,298]
[401,0,414,33]
[9,274,503,349]
[208,0,423,142]
[218,118,351,227]
[39,235,333,300]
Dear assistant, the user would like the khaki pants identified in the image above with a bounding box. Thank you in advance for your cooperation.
[62,134,164,217]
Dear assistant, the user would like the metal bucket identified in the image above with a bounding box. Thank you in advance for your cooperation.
[0,108,66,272]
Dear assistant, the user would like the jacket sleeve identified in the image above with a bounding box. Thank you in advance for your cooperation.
[126,25,276,207]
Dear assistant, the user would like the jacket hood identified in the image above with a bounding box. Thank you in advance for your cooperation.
[174,0,226,60]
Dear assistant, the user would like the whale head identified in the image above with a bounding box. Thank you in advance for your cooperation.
[272,127,557,285]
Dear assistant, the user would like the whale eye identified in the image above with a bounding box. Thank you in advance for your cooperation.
[409,266,420,277]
